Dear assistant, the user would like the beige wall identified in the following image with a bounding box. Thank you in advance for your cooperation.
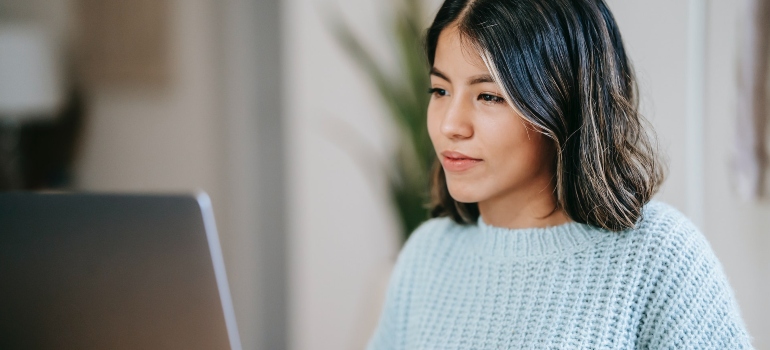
[72,0,266,348]
[74,1,222,198]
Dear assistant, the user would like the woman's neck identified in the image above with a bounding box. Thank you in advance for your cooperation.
[477,185,570,230]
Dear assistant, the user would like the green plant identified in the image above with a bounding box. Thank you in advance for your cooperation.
[328,0,435,243]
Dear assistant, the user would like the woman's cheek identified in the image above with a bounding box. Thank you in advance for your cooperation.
[426,108,445,148]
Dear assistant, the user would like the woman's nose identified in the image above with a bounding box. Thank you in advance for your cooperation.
[440,99,473,140]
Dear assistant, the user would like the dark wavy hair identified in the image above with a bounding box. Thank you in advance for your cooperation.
[426,0,666,231]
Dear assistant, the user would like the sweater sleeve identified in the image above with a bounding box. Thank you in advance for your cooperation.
[365,219,438,350]
[638,218,754,349]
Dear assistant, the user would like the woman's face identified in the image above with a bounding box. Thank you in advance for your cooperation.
[427,26,556,206]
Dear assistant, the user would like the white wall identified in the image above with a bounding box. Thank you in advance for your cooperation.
[609,1,769,346]
[283,0,402,349]
[703,1,770,347]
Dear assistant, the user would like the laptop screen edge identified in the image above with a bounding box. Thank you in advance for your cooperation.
[196,191,243,350]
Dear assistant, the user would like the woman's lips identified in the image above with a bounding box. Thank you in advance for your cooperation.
[441,151,482,172]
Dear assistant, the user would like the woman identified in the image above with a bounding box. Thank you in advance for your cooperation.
[366,0,754,348]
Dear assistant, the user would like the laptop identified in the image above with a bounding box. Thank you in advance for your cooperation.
[0,192,242,350]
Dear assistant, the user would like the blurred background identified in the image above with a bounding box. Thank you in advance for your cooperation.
[0,0,767,349]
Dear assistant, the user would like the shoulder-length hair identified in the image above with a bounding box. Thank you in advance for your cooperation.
[426,0,666,231]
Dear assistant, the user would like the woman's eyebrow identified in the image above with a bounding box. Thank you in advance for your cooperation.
[430,67,451,83]
[430,67,495,85]
[468,74,495,85]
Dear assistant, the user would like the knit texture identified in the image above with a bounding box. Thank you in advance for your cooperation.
[366,201,754,349]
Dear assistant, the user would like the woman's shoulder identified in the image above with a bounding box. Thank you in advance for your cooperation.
[636,199,691,232]
[635,200,705,245]
[632,199,723,277]
[632,202,753,347]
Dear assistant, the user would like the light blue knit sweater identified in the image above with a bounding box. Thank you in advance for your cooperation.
[366,201,753,349]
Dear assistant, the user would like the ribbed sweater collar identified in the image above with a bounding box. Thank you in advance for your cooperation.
[474,216,604,259]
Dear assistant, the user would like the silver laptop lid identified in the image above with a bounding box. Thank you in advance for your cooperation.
[0,192,242,350]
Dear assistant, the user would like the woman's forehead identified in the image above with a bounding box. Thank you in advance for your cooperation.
[433,27,490,80]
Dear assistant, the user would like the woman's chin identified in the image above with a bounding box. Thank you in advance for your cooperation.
[447,185,485,204]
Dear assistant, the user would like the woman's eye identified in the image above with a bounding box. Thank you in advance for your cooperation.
[428,88,447,97]
[479,93,505,104]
